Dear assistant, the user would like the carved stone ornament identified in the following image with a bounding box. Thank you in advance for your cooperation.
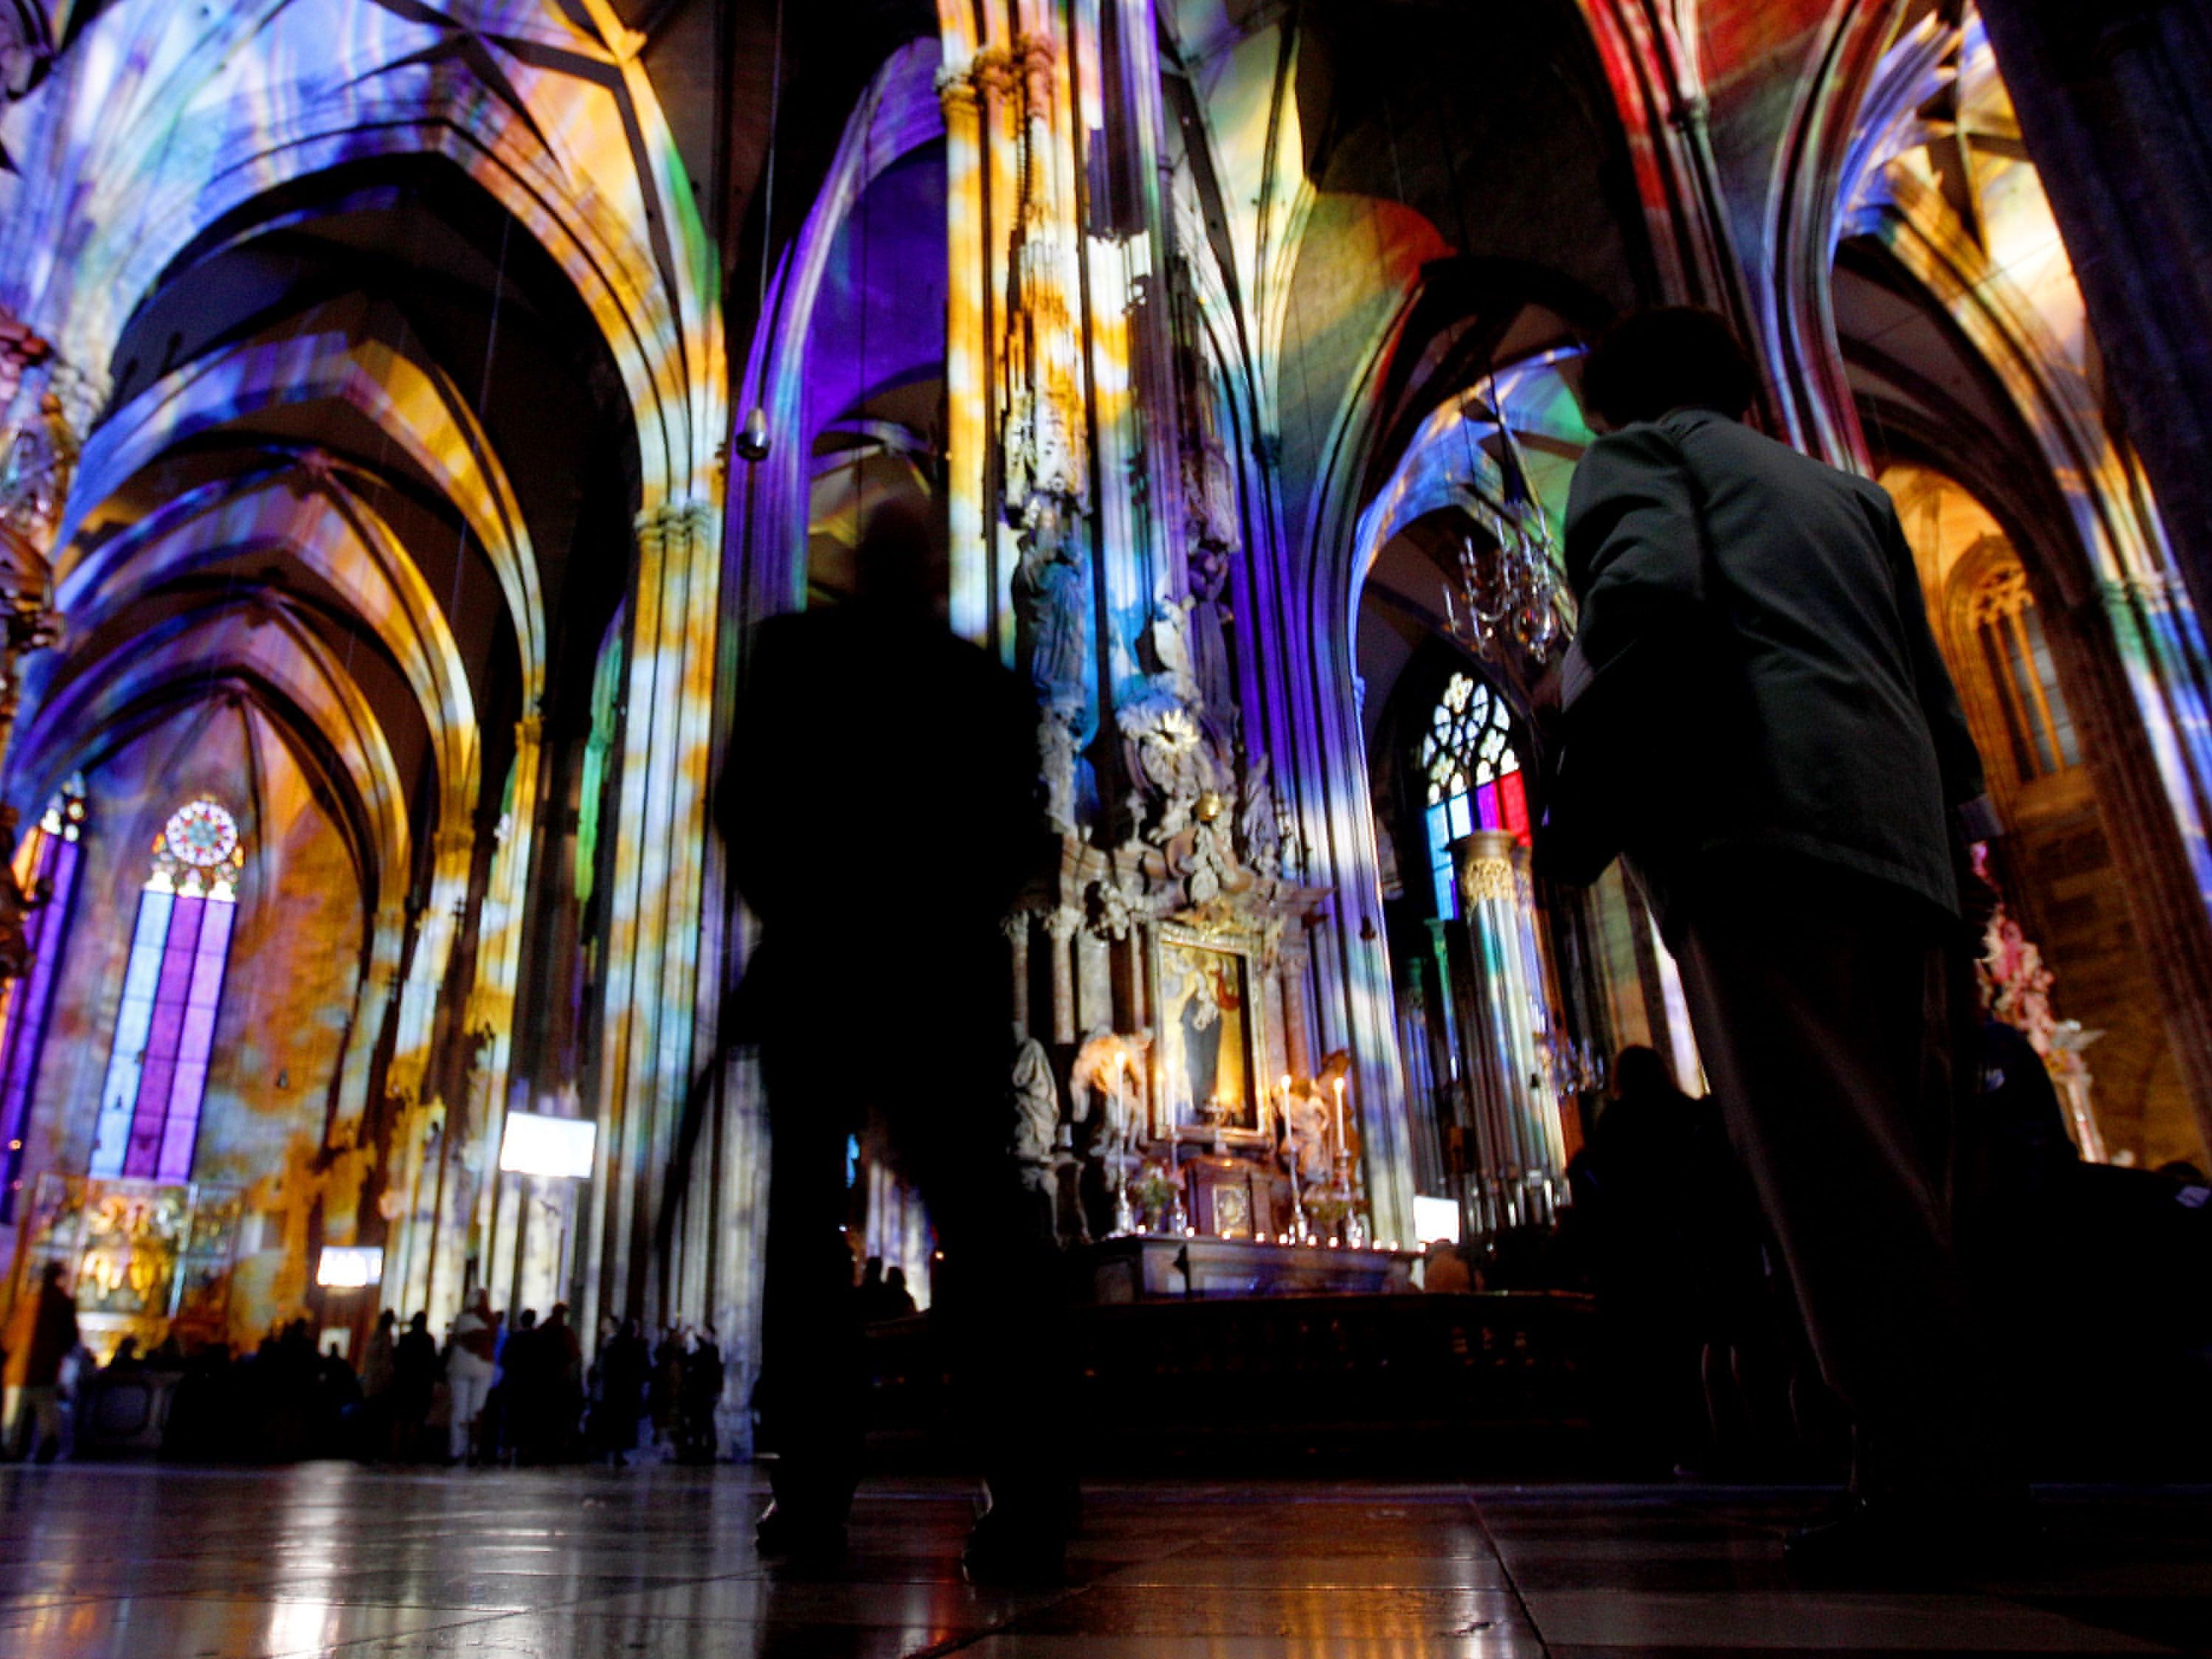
[1461,851,1519,907]
[1117,687,1214,845]
[1118,603,1231,847]
[1085,871,1136,941]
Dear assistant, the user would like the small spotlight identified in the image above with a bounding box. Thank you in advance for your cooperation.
[735,405,771,462]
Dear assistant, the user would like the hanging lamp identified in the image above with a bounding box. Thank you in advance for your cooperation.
[736,0,785,464]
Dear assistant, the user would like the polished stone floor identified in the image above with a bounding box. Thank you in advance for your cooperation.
[0,1465,2203,1657]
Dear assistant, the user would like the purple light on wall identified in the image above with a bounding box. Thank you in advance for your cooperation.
[124,893,207,1180]
[0,831,81,1222]
[93,798,241,1185]
[156,897,232,1183]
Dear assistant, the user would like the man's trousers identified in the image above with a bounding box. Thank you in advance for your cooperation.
[1670,862,2000,1500]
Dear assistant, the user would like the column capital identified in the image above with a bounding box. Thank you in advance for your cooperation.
[935,64,981,115]
[633,496,716,539]
[972,43,1018,98]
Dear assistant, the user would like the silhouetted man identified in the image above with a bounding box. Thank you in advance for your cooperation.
[3,1261,78,1461]
[720,499,1066,1578]
[1556,307,2009,1567]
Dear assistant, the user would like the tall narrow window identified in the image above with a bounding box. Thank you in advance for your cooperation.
[90,799,242,1182]
[1969,565,2080,782]
[0,778,87,1222]
[1419,672,1526,920]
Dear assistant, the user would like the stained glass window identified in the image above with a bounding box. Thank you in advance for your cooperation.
[0,778,87,1222]
[1969,564,2079,783]
[90,798,243,1182]
[1419,673,1524,920]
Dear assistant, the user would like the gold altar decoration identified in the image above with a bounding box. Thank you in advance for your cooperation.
[1149,919,1268,1147]
[12,1173,243,1356]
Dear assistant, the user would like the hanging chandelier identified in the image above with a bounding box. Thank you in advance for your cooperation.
[1442,507,1570,664]
[1439,380,1573,666]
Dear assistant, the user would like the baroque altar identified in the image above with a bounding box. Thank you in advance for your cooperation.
[1003,592,1406,1295]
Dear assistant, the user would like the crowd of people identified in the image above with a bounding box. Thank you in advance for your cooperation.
[0,1278,733,1467]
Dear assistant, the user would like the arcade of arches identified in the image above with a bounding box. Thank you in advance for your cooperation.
[0,0,2205,1432]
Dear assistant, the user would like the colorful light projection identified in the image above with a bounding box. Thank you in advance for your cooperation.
[0,778,87,1222]
[89,800,243,1184]
[1421,673,1528,921]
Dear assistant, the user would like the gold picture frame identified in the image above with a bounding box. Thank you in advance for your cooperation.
[1147,920,1268,1147]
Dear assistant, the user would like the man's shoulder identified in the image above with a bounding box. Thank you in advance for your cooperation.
[1672,412,1892,520]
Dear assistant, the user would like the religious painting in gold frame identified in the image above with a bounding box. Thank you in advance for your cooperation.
[1148,921,1267,1146]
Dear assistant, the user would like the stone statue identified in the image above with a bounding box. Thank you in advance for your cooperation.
[1281,1080,1334,1188]
[1070,1027,1149,1162]
[1009,1024,1060,1167]
[1239,753,1283,878]
[1149,596,1200,702]
[1012,497,1085,707]
[1011,495,1090,832]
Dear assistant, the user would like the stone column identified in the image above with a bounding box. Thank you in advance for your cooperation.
[1004,909,1031,1029]
[938,64,992,648]
[1044,906,1079,1045]
[1453,832,1568,1221]
[581,497,720,1333]
[1277,929,1314,1080]
[1977,0,2212,618]
[464,712,540,1313]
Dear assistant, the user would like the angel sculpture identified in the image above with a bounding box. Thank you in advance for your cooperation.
[1071,1027,1151,1234]
[1280,1080,1334,1189]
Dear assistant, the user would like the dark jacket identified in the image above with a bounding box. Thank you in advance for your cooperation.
[2,1276,78,1388]
[1564,408,1983,931]
[718,603,1039,1040]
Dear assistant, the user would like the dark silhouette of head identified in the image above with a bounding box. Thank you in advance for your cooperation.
[1610,1044,1677,1102]
[850,497,949,617]
[1582,306,1758,429]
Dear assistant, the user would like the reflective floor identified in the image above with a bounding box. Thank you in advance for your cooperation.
[0,1465,2203,1657]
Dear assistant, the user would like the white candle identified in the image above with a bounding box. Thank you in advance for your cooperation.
[1332,1077,1347,1160]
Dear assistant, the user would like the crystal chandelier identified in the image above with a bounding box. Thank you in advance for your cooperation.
[1438,382,1573,665]
[1443,510,1569,664]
